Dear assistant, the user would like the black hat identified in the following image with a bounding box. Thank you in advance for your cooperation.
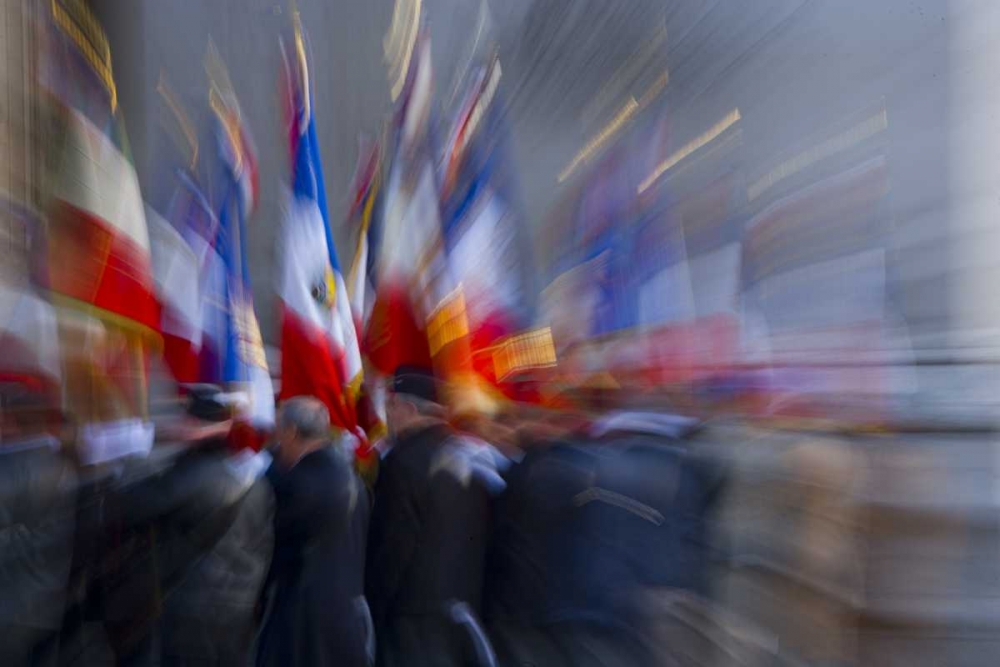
[184,384,230,423]
[391,366,438,404]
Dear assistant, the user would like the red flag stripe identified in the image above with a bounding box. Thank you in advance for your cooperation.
[279,305,358,431]
[49,201,160,333]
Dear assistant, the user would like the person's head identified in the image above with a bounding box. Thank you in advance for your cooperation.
[386,392,446,438]
[173,384,234,448]
[185,384,232,423]
[275,396,331,468]
[386,368,445,438]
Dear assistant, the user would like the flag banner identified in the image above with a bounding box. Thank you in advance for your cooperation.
[168,173,230,386]
[147,204,201,383]
[40,0,158,423]
[363,33,440,377]
[47,108,159,335]
[41,0,157,334]
[346,135,382,331]
[439,55,533,395]
[0,201,60,392]
[145,76,207,386]
[41,0,118,132]
[364,275,432,376]
[345,136,389,443]
[367,30,500,416]
[0,284,62,391]
[209,51,274,428]
[442,188,520,389]
[490,327,557,383]
[278,25,363,437]
[279,195,362,429]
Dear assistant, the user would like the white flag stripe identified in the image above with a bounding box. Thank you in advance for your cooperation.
[335,278,363,381]
[348,233,368,318]
[247,364,276,428]
[0,285,61,382]
[146,205,202,344]
[52,110,149,251]
[280,195,362,383]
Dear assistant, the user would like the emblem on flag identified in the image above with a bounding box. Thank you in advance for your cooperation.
[278,17,365,441]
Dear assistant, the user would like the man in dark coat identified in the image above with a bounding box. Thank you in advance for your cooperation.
[155,408,275,666]
[255,397,372,667]
[486,408,722,667]
[365,370,494,667]
[97,387,274,667]
[0,386,77,667]
[484,422,609,667]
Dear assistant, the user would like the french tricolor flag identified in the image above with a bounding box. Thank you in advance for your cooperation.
[278,35,364,439]
[361,32,437,378]
[146,203,201,384]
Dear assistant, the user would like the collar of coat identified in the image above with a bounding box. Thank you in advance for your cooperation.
[590,411,700,440]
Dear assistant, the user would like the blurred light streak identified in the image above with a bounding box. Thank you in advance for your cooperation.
[558,97,639,183]
[637,70,670,106]
[292,12,312,128]
[454,59,501,164]
[50,0,117,110]
[580,22,668,127]
[206,40,251,162]
[209,85,245,174]
[638,108,741,194]
[384,0,422,102]
[156,73,199,170]
[558,66,670,184]
[204,39,238,107]
[446,0,495,108]
[747,106,889,201]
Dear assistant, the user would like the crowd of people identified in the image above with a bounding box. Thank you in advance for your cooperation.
[1,367,727,667]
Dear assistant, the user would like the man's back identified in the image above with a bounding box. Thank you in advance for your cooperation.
[0,441,76,665]
[96,444,272,666]
[486,439,594,622]
[366,423,491,666]
[256,446,371,667]
[485,429,725,667]
[159,447,275,666]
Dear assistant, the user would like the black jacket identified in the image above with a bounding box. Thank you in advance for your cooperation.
[365,424,492,667]
[95,443,273,666]
[485,439,594,626]
[255,447,372,667]
[492,432,725,620]
[158,448,275,666]
[560,432,725,614]
[0,440,77,665]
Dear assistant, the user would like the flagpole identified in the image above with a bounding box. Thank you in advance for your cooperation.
[228,185,249,384]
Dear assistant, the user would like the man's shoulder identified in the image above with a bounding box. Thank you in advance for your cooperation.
[394,423,453,454]
[303,448,369,503]
[279,449,365,514]
[376,426,453,490]
[382,434,437,477]
[294,446,354,478]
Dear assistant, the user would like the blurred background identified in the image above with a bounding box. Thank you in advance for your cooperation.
[59,0,1000,418]
[4,0,1000,665]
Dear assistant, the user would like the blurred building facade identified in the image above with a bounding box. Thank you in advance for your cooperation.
[0,0,41,284]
